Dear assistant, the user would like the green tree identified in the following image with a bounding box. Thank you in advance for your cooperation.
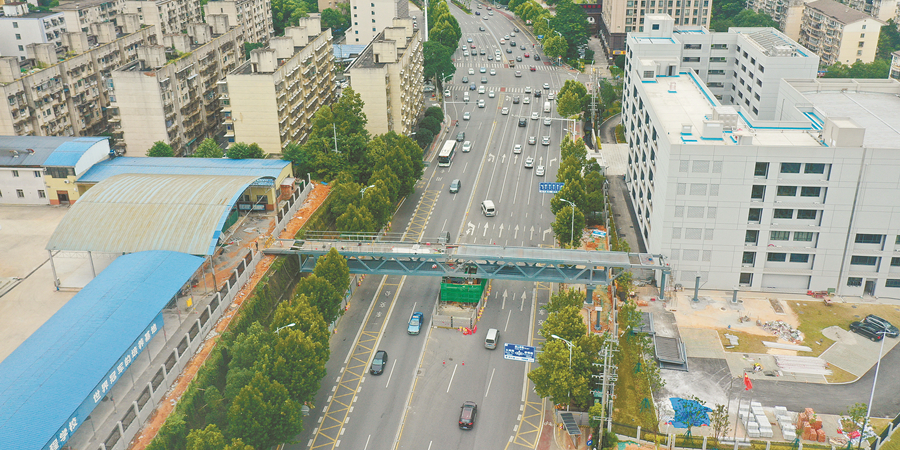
[327,174,363,222]
[227,142,267,159]
[418,116,442,136]
[822,59,891,78]
[557,155,584,184]
[186,424,226,450]
[558,80,587,103]
[193,138,224,158]
[415,128,435,149]
[560,135,587,166]
[361,181,393,227]
[843,402,869,430]
[272,0,309,36]
[557,90,583,118]
[545,288,585,313]
[336,203,377,233]
[282,141,316,178]
[147,141,174,157]
[243,42,266,59]
[267,326,329,402]
[224,439,254,450]
[228,372,303,449]
[540,304,587,342]
[552,204,586,247]
[731,8,779,27]
[296,274,343,324]
[365,132,423,197]
[314,247,350,295]
[533,17,551,38]
[528,338,593,408]
[424,41,456,84]
[551,179,586,215]
[550,0,589,58]
[321,7,350,34]
[272,294,331,359]
[543,34,568,61]
[709,404,730,441]
[369,165,402,203]
[877,20,900,59]
[425,106,444,122]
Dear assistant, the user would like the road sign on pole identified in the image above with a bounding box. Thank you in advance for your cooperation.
[504,343,536,362]
[539,182,564,194]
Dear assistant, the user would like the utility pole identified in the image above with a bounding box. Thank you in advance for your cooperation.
[598,335,619,433]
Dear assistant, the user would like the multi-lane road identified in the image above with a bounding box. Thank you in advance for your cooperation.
[289,4,593,450]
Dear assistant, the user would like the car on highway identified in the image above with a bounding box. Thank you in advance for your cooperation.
[524,86,532,93]
[528,136,536,145]
[504,35,510,40]
[513,96,520,104]
[490,69,496,75]
[479,26,485,31]
[469,83,476,90]
[461,76,468,83]
[480,49,486,55]
[488,10,493,15]
[518,118,526,127]
[534,90,542,97]
[463,50,469,56]
[487,54,493,60]
[516,56,522,62]
[514,27,520,32]
[489,90,495,98]
[515,70,522,77]
[370,350,388,375]
[481,76,487,83]
[475,10,480,15]
[548,92,555,100]
[543,83,550,89]
[480,67,487,73]
[514,144,523,153]
[510,41,516,47]
[501,107,509,115]
[462,141,472,152]
[536,165,545,176]
[542,136,550,145]
[534,55,541,61]
[468,68,475,75]
[408,312,424,334]
[524,53,530,58]
[467,38,473,43]
[463,112,470,120]
[850,321,886,342]
[520,45,526,50]
[456,131,465,141]
[863,315,899,338]
[506,48,512,53]
[459,401,478,429]
[478,85,485,94]
[523,96,530,104]
[471,44,476,49]
[483,16,488,19]
[543,117,552,126]
[530,66,536,72]
[531,112,539,120]
[524,156,534,168]
[478,99,485,108]
[444,89,451,97]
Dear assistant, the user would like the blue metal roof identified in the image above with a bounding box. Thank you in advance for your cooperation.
[0,136,107,168]
[334,44,368,59]
[42,137,109,167]
[0,251,205,450]
[77,157,290,185]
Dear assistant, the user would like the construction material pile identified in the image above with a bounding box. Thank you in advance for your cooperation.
[739,402,773,438]
[797,408,826,442]
[762,320,804,343]
[774,407,795,441]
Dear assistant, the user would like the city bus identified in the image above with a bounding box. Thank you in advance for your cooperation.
[438,140,456,167]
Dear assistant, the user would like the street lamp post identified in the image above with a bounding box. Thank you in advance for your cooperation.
[360,184,376,197]
[551,334,575,410]
[560,198,575,248]
[274,323,296,334]
[857,324,889,450]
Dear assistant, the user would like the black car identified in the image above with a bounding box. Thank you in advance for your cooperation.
[534,90,542,98]
[487,55,493,60]
[456,131,465,142]
[518,118,526,127]
[534,55,541,61]
[459,401,478,429]
[506,48,512,54]
[513,95,520,104]
[510,41,516,47]
[849,321,885,342]
[863,315,899,338]
[370,350,388,375]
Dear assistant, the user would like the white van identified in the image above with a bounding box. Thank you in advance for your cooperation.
[543,101,551,113]
[485,328,499,349]
[481,200,496,217]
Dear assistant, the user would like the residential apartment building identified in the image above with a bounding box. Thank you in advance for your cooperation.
[108,20,245,156]
[53,0,124,33]
[0,3,67,61]
[122,0,202,36]
[623,15,900,297]
[649,17,819,120]
[347,0,408,45]
[891,50,900,79]
[599,0,710,55]
[204,0,273,44]
[346,19,422,136]
[846,0,898,22]
[0,24,159,137]
[223,18,336,154]
[744,0,809,40]
[799,0,883,66]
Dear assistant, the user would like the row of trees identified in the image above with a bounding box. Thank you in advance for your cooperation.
[709,0,778,32]
[423,0,461,86]
[146,139,267,159]
[548,135,605,247]
[508,0,590,62]
[158,249,350,450]
[554,78,621,136]
[321,3,351,36]
[282,87,424,233]
[413,106,445,149]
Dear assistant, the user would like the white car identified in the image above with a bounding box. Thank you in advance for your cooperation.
[501,107,509,115]
[463,112,471,120]
[523,97,530,104]
[524,86,532,93]
[513,144,522,154]
[480,67,487,73]
[500,39,506,44]
[444,89,451,97]
[515,71,522,77]
[468,68,475,75]
[536,165,545,176]
[467,38,473,43]
[462,141,472,152]
[548,92,555,100]
[528,136,536,145]
[478,99,485,108]
[531,112,539,120]
[543,83,550,89]
[543,117,552,126]
[463,50,469,56]
[489,90,495,98]
[504,34,510,40]
[490,69,496,76]
[478,85,485,94]
[542,136,550,146]
[524,157,534,168]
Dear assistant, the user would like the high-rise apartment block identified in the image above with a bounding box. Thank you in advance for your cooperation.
[108,21,245,156]
[622,14,900,297]
[891,50,900,79]
[53,0,124,33]
[204,0,273,43]
[799,0,883,66]
[744,0,809,40]
[347,0,408,44]
[846,0,898,21]
[122,0,203,36]
[346,19,423,136]
[599,0,710,55]
[223,18,336,154]
[0,25,159,137]
[0,3,67,61]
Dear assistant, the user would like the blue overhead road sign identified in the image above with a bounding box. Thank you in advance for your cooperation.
[539,182,564,194]
[504,343,536,362]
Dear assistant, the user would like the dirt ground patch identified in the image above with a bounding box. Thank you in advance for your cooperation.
[670,295,800,338]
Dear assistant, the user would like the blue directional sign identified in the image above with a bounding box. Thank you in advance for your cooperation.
[539,182,564,194]
[504,343,536,362]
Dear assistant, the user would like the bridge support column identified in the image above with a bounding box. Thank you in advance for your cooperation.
[585,285,594,305]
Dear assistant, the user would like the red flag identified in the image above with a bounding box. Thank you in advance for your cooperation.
[743,373,753,390]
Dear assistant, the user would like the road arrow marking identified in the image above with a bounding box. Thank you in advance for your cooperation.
[467,222,476,235]
[498,223,504,238]
[514,224,519,239]
[500,154,506,164]
[549,157,557,168]
[530,225,535,240]
[488,153,495,162]
[483,222,489,237]
[543,228,551,240]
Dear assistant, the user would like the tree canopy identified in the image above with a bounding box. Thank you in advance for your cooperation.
[822,59,891,78]
[424,40,456,83]
[147,141,174,157]
[193,138,223,158]
[226,142,266,159]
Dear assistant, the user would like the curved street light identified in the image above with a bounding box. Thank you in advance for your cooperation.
[551,334,575,410]
[274,323,296,334]
[560,198,576,248]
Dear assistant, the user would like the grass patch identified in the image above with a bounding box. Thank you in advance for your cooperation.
[613,331,658,431]
[825,364,858,383]
[791,301,900,357]
[717,329,774,354]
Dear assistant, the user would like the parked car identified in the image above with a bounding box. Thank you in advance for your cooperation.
[408,312,424,334]
[370,350,388,374]
[459,401,478,429]
[849,321,885,342]
[863,315,899,338]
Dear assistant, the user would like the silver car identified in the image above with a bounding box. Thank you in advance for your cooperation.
[536,165,545,176]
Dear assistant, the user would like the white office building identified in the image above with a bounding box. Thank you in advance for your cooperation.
[0,3,67,61]
[622,15,900,297]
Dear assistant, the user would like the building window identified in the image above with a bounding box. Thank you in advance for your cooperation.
[770,231,790,241]
[751,185,765,200]
[855,234,883,244]
[16,189,24,198]
[847,277,862,287]
[746,230,759,244]
[773,209,793,219]
[752,107,759,114]
[758,65,764,72]
[754,162,768,177]
[776,186,797,196]
[682,57,700,62]
[643,70,655,78]
[15,34,22,40]
[796,210,817,220]
[748,208,762,222]
[38,190,46,198]
[34,170,41,177]
[794,232,813,242]
[684,44,702,49]
[800,186,821,197]
[857,50,863,56]
[804,163,826,174]
[739,273,752,285]
[742,252,756,265]
[850,255,878,266]
[790,254,809,263]
[13,22,19,28]
[12,170,19,177]
[652,23,660,30]
[780,162,801,173]
[18,45,24,51]
[858,41,865,47]
[767,253,787,262]
[890,257,900,267]
[887,279,900,288]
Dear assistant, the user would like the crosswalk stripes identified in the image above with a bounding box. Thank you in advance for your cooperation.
[444,85,559,96]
